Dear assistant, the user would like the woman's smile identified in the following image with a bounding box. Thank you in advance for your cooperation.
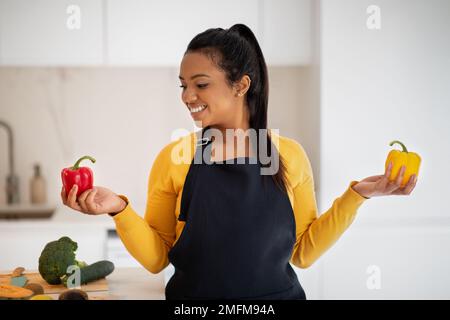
[188,104,208,117]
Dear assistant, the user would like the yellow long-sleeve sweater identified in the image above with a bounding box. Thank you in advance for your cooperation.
[112,131,368,274]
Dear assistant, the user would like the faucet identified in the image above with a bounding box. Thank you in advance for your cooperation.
[0,120,20,204]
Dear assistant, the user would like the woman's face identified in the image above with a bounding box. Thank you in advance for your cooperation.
[179,51,249,129]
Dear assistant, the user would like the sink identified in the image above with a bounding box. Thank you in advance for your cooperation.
[0,204,56,219]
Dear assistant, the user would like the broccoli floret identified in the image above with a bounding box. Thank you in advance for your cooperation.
[38,236,86,285]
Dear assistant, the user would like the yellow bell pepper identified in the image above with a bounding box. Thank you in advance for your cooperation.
[30,294,54,300]
[385,140,421,187]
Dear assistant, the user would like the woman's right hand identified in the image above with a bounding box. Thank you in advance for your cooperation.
[61,185,127,216]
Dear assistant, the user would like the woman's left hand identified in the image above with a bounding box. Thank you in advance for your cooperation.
[351,162,418,199]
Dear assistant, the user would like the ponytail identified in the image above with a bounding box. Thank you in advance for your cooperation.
[186,24,289,193]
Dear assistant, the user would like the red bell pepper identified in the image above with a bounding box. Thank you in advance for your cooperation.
[61,155,96,197]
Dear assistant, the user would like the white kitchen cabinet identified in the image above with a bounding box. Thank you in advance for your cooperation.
[0,0,103,65]
[0,226,108,271]
[0,207,117,271]
[261,0,311,65]
[0,0,311,66]
[107,0,311,66]
[107,0,260,65]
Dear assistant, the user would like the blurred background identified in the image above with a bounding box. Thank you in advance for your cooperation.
[0,0,449,299]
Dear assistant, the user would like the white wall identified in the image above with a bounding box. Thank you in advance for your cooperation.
[319,0,450,299]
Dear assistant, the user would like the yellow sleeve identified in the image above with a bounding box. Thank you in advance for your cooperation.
[288,141,368,269]
[112,143,177,274]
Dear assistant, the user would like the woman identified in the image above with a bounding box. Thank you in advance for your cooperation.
[61,24,418,300]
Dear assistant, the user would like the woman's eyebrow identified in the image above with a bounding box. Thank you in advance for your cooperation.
[178,74,210,80]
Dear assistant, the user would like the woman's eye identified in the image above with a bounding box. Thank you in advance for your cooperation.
[179,84,208,90]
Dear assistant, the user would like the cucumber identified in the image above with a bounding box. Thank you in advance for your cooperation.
[78,260,115,285]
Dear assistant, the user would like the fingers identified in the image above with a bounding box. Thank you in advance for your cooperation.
[77,189,88,213]
[77,188,100,214]
[361,175,384,183]
[66,185,82,211]
[369,161,418,197]
[85,188,99,213]
[61,186,67,205]
[384,161,393,179]
[379,161,394,189]
[383,165,405,194]
[395,165,406,187]
[78,188,93,214]
[392,174,418,195]
[403,174,417,195]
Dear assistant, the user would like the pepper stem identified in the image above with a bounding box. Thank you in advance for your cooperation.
[72,155,96,170]
[389,140,408,153]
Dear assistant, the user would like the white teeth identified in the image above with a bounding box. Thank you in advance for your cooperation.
[190,105,207,113]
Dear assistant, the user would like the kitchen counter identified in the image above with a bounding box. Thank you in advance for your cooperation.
[102,267,166,300]
[0,205,116,229]
[1,267,166,300]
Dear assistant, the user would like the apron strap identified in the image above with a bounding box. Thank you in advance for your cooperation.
[179,127,213,221]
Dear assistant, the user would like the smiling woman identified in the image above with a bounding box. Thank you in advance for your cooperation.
[111,24,365,300]
[178,25,288,192]
[61,23,416,301]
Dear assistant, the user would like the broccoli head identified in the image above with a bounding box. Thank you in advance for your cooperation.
[38,236,87,285]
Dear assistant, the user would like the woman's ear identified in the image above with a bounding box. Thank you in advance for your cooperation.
[234,75,252,97]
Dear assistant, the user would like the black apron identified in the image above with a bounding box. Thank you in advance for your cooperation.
[166,128,306,300]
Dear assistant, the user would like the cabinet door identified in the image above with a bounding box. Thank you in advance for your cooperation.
[0,0,103,65]
[261,0,311,65]
[107,0,259,65]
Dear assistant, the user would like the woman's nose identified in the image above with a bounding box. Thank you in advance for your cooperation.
[182,88,198,104]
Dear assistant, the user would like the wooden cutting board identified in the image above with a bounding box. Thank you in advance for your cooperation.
[0,270,108,294]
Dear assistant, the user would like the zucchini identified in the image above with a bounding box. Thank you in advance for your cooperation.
[79,260,115,285]
[63,260,115,287]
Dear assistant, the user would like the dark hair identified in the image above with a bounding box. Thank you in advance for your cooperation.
[185,24,288,193]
